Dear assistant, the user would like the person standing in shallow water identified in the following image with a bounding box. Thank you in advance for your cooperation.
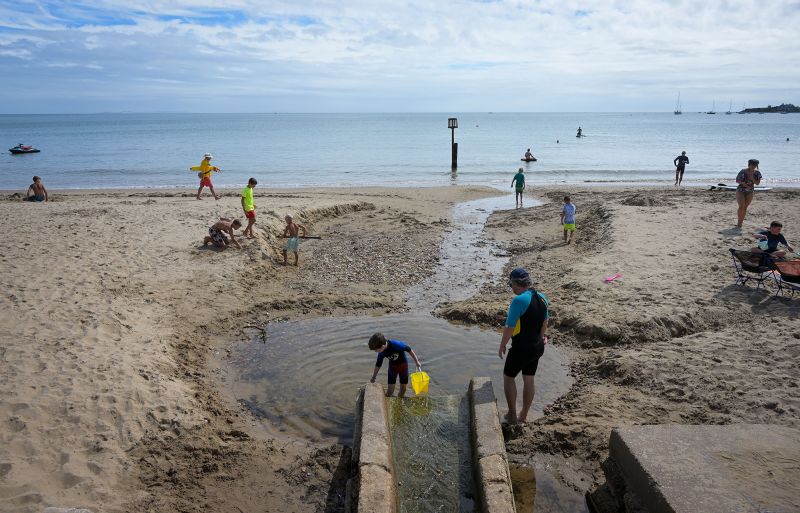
[511,167,525,208]
[673,151,689,186]
[735,158,762,229]
[498,268,549,424]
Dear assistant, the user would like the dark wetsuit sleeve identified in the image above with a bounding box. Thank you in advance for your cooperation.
[375,352,385,368]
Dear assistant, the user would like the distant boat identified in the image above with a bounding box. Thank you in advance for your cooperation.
[706,101,716,115]
[725,100,732,115]
[674,92,682,115]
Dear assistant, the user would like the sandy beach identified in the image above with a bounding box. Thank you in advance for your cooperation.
[1,184,799,512]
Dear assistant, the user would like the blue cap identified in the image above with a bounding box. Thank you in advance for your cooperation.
[509,268,530,281]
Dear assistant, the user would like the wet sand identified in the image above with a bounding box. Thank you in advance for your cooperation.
[1,185,799,512]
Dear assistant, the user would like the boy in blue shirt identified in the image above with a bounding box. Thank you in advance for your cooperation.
[560,195,576,244]
[368,333,422,397]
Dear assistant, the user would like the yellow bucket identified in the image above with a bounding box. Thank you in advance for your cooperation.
[410,370,430,395]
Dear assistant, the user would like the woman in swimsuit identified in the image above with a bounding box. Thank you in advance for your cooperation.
[735,159,762,229]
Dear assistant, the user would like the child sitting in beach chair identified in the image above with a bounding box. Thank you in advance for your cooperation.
[752,221,794,259]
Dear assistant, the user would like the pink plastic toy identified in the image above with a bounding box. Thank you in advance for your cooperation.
[604,273,622,283]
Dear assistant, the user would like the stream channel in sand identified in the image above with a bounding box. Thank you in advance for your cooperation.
[223,194,588,512]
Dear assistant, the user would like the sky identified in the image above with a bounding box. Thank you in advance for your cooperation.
[0,0,798,113]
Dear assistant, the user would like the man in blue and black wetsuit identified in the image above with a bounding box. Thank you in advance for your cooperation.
[673,151,689,186]
[368,333,422,397]
[498,268,549,424]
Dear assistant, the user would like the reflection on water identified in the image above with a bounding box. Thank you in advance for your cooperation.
[389,396,476,512]
[224,313,571,444]
[510,465,590,513]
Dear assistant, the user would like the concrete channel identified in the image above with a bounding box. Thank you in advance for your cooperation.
[346,379,517,512]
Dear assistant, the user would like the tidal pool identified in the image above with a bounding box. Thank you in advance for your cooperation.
[223,312,571,444]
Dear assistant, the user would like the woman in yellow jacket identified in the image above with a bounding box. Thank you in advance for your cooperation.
[191,153,220,200]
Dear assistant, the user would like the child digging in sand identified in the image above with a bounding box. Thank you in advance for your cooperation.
[368,333,423,398]
[25,176,48,202]
[560,195,576,244]
[241,177,257,238]
[203,218,242,250]
[282,215,306,265]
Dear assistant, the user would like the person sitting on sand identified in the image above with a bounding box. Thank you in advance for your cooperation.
[368,332,423,398]
[561,195,576,244]
[498,268,549,424]
[511,167,525,208]
[25,176,48,202]
[203,218,242,249]
[752,221,794,259]
[191,153,220,200]
[282,215,307,266]
[735,159,762,228]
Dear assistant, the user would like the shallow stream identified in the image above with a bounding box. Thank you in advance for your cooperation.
[223,193,588,511]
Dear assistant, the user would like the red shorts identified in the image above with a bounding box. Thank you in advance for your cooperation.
[245,210,256,219]
[200,177,213,187]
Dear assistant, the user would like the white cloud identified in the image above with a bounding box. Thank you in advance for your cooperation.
[0,0,798,112]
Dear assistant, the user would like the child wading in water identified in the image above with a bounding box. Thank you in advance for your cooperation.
[561,195,576,244]
[241,177,257,238]
[368,333,422,397]
[282,215,307,265]
[511,167,525,208]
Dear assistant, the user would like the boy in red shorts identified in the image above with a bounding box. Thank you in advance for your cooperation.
[241,177,257,238]
[368,333,422,398]
[191,153,220,200]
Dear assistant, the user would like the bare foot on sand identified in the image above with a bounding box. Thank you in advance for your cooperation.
[503,412,517,424]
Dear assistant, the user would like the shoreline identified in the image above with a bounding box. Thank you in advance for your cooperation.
[1,184,799,512]
[4,177,800,194]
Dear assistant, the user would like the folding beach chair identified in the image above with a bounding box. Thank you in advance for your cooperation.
[729,249,773,290]
[770,260,800,298]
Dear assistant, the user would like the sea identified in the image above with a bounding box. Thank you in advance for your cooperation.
[1,112,798,190]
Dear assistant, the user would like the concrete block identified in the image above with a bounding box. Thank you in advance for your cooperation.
[351,386,365,466]
[357,464,395,513]
[478,454,515,512]
[469,376,496,405]
[358,383,391,471]
[472,403,505,459]
[610,424,800,513]
[469,377,505,460]
[469,377,517,513]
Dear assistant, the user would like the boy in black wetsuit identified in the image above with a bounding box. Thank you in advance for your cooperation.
[674,151,689,186]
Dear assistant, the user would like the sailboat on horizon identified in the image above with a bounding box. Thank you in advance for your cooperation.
[726,100,733,115]
[706,101,716,115]
[674,93,682,115]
